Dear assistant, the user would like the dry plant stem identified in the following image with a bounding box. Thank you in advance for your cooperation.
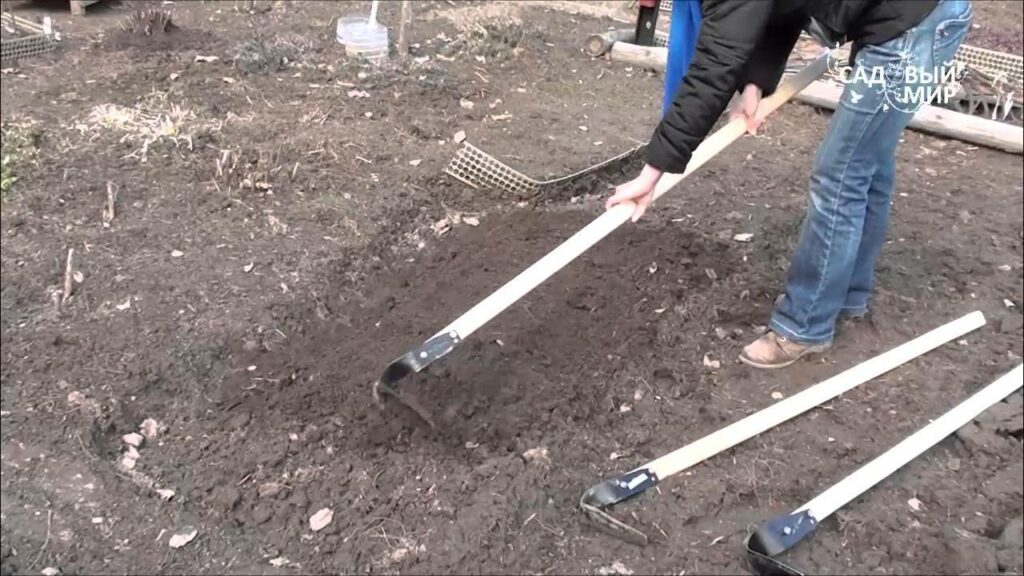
[62,248,75,304]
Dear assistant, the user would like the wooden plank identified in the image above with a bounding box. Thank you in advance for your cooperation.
[797,80,1023,154]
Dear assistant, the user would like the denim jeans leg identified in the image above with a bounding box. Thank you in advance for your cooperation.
[772,0,972,344]
[845,0,972,315]
[843,142,896,315]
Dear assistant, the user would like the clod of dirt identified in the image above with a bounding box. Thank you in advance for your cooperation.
[168,526,198,549]
[212,486,242,511]
[251,506,273,525]
[140,418,160,439]
[943,530,999,574]
[66,391,101,418]
[309,507,333,532]
[122,433,144,448]
[233,34,316,75]
[597,560,633,576]
[999,313,1024,334]
[522,447,550,466]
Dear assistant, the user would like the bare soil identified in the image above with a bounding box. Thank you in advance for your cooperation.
[1,2,1022,575]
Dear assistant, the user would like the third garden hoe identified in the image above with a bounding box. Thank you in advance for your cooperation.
[374,53,832,417]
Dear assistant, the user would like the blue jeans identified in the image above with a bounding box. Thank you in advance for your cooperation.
[771,0,972,345]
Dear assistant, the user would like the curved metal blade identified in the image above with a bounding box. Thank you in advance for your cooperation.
[373,331,460,402]
[578,468,659,545]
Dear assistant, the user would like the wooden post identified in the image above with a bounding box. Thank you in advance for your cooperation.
[609,41,667,71]
[397,0,412,62]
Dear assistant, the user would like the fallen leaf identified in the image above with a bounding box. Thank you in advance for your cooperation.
[168,526,198,548]
[619,403,632,413]
[908,497,923,512]
[462,216,480,227]
[346,89,370,98]
[733,233,754,242]
[155,488,176,501]
[115,297,132,311]
[710,535,725,545]
[122,432,144,448]
[648,262,658,274]
[771,391,784,400]
[221,77,236,84]
[243,262,254,273]
[432,217,452,236]
[363,111,373,118]
[269,557,290,567]
[997,264,1012,272]
[73,271,84,283]
[170,250,184,258]
[140,418,159,439]
[309,508,333,532]
[578,125,588,132]
[703,355,721,370]
[409,159,422,167]
[464,440,480,449]
[169,72,180,81]
[609,451,622,460]
[459,98,475,110]
[41,568,60,576]
[453,130,467,143]
[194,55,219,62]
[1004,299,1016,308]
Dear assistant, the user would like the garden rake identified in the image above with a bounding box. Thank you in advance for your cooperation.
[373,54,832,419]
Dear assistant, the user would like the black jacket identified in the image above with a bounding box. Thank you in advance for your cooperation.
[646,0,939,174]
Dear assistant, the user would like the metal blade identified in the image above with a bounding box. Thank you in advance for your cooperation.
[578,468,659,545]
[372,331,461,427]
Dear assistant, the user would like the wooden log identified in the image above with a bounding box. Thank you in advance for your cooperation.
[397,0,412,62]
[585,29,635,57]
[606,43,1022,153]
[609,41,667,71]
[797,80,1023,154]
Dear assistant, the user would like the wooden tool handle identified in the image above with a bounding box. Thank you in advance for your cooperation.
[443,54,831,340]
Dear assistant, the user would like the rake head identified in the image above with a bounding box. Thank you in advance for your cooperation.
[744,510,817,576]
[578,468,660,545]
[372,331,461,427]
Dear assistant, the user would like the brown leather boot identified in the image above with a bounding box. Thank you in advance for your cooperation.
[739,331,832,369]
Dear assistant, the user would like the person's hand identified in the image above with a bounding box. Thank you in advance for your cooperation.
[606,164,664,222]
[729,83,764,135]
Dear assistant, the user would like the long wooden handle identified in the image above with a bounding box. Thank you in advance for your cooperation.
[800,363,1022,522]
[442,54,832,340]
[644,311,987,480]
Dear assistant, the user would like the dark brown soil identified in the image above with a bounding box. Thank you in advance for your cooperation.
[2,2,1022,575]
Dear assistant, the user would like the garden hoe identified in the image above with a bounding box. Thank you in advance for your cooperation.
[373,53,832,421]
[579,312,986,544]
[745,363,1023,575]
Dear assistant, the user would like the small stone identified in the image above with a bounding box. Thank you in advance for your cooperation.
[122,432,144,448]
[733,233,754,242]
[998,314,1023,334]
[462,216,480,227]
[41,568,60,576]
[908,497,923,512]
[714,327,729,340]
[702,354,721,370]
[170,250,184,258]
[453,130,467,143]
[771,391,784,400]
[309,507,333,531]
[155,488,175,501]
[409,159,422,167]
[140,418,160,439]
[522,447,550,466]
